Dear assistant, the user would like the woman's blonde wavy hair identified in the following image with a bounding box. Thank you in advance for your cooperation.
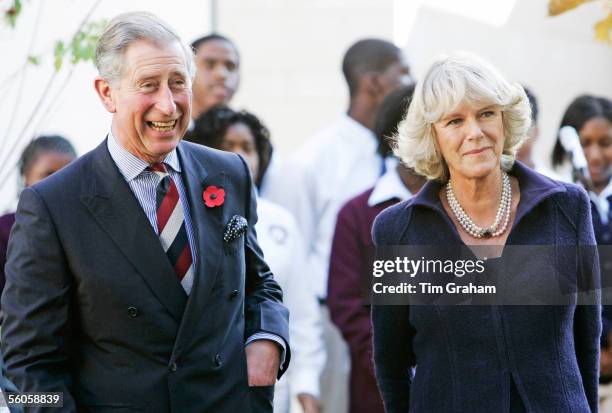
[393,52,532,182]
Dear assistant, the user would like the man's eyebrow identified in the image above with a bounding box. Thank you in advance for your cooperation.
[133,69,188,81]
[170,70,188,77]
[201,56,236,64]
[134,73,159,83]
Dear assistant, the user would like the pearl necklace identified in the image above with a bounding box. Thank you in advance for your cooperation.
[446,172,512,239]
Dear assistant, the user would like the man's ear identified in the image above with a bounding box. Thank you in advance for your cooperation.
[362,73,386,101]
[360,73,380,98]
[94,76,117,113]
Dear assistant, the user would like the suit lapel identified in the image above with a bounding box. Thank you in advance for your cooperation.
[80,141,187,323]
[173,144,225,353]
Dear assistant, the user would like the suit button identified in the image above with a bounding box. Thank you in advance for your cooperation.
[170,362,178,372]
[127,307,139,318]
[230,289,239,299]
[214,354,222,367]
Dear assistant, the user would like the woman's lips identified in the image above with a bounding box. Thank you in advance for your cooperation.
[464,147,489,156]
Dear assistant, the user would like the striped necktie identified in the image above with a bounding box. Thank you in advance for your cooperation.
[150,163,194,294]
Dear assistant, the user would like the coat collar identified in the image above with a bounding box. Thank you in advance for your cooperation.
[408,161,567,232]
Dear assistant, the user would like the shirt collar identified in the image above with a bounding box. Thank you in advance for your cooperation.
[339,114,378,146]
[107,129,181,182]
[590,177,612,201]
[368,158,413,206]
[589,177,612,224]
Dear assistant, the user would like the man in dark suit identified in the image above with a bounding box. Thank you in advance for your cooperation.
[1,11,289,413]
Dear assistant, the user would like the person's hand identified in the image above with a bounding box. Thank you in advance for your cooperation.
[602,334,612,377]
[297,393,321,413]
[602,347,612,377]
[245,340,281,386]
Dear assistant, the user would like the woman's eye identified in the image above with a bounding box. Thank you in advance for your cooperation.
[447,118,461,126]
[481,111,495,118]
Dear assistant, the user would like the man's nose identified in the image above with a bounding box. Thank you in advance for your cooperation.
[214,64,229,80]
[155,85,177,115]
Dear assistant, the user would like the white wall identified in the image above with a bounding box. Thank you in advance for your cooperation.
[1,0,610,213]
[219,0,395,154]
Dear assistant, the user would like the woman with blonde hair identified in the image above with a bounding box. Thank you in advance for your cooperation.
[371,52,601,412]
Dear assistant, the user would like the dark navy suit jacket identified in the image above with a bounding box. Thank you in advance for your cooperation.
[372,162,601,413]
[1,139,290,413]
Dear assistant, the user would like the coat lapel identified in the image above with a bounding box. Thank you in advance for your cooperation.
[80,141,187,323]
[173,143,225,353]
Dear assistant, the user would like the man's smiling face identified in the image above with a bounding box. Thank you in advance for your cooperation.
[108,39,192,163]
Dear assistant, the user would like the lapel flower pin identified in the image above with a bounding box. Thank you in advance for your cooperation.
[203,185,225,208]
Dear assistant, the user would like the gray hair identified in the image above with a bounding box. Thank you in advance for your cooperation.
[394,52,531,182]
[95,11,195,86]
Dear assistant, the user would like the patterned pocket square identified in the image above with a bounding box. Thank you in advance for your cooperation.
[224,215,248,243]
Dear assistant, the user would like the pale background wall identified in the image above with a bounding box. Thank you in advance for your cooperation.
[1,0,611,213]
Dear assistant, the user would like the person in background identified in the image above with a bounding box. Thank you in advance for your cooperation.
[190,34,240,121]
[186,33,283,204]
[327,84,424,413]
[0,135,77,297]
[552,95,612,243]
[515,86,539,169]
[191,106,325,413]
[552,95,612,411]
[515,86,564,180]
[265,38,412,413]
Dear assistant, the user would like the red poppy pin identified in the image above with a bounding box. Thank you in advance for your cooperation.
[203,186,225,208]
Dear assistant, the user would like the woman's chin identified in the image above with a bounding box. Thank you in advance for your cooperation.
[454,161,499,181]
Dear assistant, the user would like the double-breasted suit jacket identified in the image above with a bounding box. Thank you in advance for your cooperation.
[1,139,290,412]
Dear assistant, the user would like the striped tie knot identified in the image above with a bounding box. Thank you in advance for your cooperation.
[149,162,169,178]
[149,163,170,192]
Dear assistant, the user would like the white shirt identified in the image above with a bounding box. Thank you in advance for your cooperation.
[590,178,612,225]
[259,150,282,200]
[368,157,413,206]
[264,114,384,299]
[256,199,325,407]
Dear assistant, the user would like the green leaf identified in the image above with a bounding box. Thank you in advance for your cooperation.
[4,0,22,28]
[46,18,107,71]
[54,41,65,71]
[27,55,40,65]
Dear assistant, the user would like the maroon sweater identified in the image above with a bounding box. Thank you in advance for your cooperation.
[328,188,398,413]
[0,212,15,296]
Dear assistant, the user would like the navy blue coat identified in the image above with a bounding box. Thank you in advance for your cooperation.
[1,140,290,413]
[372,162,601,413]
